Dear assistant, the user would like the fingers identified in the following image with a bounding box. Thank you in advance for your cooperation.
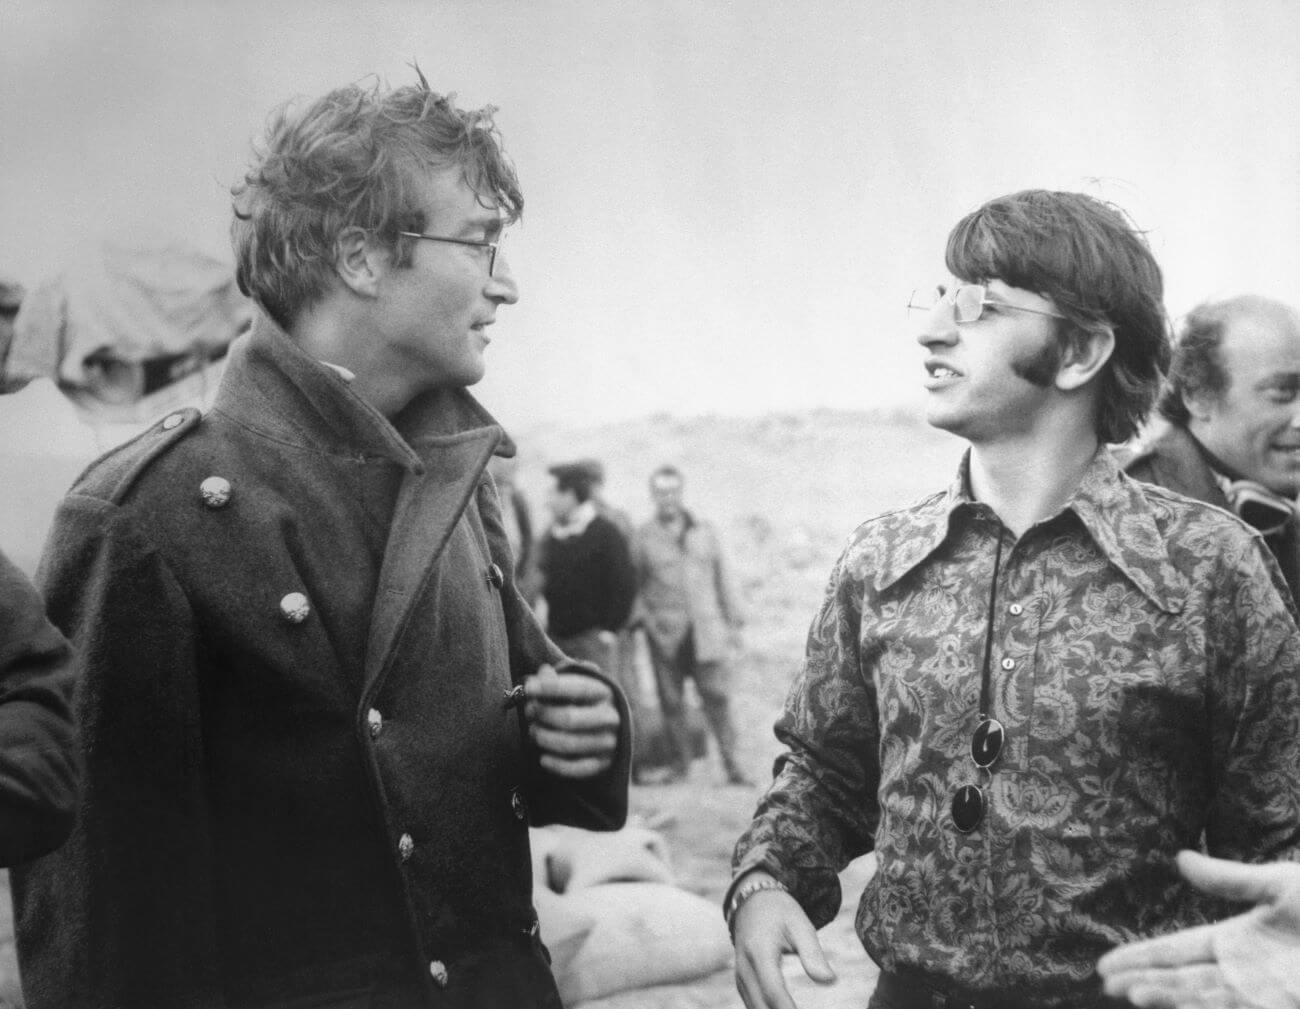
[525,665,615,706]
[1101,964,1238,1009]
[1098,922,1216,974]
[537,752,613,778]
[788,913,836,984]
[732,893,834,1009]
[525,697,620,733]
[529,723,618,757]
[1176,850,1288,906]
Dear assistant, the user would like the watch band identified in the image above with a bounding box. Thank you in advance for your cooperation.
[726,876,789,936]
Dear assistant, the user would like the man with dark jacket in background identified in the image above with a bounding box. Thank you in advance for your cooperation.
[1124,295,1300,606]
[539,461,637,674]
[13,73,629,1009]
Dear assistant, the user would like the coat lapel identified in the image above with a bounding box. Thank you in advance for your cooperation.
[363,401,508,694]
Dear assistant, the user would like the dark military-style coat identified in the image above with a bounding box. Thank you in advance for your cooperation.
[12,314,630,1009]
[0,548,79,866]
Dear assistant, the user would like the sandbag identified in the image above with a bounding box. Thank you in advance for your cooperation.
[553,882,732,1005]
[543,825,674,893]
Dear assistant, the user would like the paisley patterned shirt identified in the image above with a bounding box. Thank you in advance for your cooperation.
[733,449,1300,1004]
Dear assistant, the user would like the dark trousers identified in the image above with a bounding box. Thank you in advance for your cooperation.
[646,628,742,777]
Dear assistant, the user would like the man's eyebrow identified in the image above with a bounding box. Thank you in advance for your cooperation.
[1257,371,1300,387]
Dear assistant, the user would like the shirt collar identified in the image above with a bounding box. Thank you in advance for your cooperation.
[872,447,1187,614]
[550,500,599,539]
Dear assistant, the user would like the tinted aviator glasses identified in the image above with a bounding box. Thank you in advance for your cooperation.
[908,284,1068,324]
[399,231,504,276]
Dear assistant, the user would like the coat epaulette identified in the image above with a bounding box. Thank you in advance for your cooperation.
[70,407,202,505]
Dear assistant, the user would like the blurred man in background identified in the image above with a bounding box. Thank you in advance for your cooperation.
[13,73,629,1009]
[539,461,637,673]
[728,190,1300,1009]
[1125,295,1300,606]
[633,464,749,786]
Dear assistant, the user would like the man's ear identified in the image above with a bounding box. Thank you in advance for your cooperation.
[1181,388,1215,422]
[1055,325,1115,392]
[333,227,384,298]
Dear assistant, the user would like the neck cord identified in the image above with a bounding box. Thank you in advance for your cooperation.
[978,533,1005,721]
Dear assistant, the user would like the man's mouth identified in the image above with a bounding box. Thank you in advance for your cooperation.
[925,359,961,380]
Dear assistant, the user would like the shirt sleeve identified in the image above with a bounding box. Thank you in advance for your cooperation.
[729,547,881,928]
[1204,531,1300,863]
[0,549,79,866]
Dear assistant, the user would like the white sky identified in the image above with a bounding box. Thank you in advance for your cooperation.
[2,0,1298,432]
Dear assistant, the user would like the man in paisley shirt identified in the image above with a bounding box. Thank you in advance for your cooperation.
[728,189,1300,1009]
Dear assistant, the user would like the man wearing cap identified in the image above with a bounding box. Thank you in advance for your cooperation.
[1123,295,1300,606]
[538,461,636,675]
[13,74,629,1009]
[728,191,1300,1009]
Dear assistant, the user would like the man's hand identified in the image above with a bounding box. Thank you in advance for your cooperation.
[524,663,620,778]
[732,874,836,1009]
[1097,851,1300,1009]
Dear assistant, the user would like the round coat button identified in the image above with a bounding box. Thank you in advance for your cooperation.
[199,476,232,509]
[502,684,526,710]
[398,833,415,862]
[1008,603,1023,616]
[1000,657,1015,671]
[279,592,311,624]
[367,708,383,738]
[161,413,184,430]
[429,960,449,988]
[511,788,527,821]
[486,563,504,588]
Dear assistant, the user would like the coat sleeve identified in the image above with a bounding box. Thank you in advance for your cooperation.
[0,549,79,866]
[11,495,224,1009]
[477,481,630,831]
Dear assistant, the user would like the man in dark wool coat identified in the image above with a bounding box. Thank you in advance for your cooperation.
[12,71,630,1009]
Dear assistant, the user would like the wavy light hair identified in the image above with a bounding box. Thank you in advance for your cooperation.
[231,69,522,328]
[946,189,1169,444]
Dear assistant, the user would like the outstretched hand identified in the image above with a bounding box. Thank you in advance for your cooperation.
[1098,851,1300,1009]
[732,875,836,1009]
[524,663,620,778]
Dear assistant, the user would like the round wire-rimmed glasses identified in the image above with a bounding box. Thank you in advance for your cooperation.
[399,231,504,276]
[951,715,1006,833]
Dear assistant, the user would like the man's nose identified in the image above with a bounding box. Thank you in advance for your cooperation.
[915,302,959,349]
[487,255,519,304]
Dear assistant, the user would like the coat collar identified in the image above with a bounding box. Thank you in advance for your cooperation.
[213,311,516,471]
[871,447,1187,614]
[215,311,519,693]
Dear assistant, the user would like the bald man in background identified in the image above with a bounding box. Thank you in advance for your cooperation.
[1124,296,1300,605]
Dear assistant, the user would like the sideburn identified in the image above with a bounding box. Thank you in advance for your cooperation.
[1011,334,1066,387]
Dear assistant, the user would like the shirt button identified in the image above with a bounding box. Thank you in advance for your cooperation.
[398,833,415,862]
[199,476,232,508]
[367,708,383,738]
[161,412,185,430]
[511,788,527,821]
[1001,657,1015,671]
[1008,603,1023,616]
[502,684,526,710]
[279,592,311,624]
[486,562,504,588]
[429,960,449,988]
